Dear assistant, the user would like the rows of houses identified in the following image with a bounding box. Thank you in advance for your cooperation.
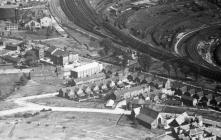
[58,75,124,99]
[168,85,221,109]
[58,71,170,104]
[58,67,221,111]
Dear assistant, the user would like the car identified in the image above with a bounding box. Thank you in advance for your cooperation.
[40,108,52,112]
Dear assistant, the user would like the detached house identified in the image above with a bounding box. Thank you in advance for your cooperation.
[136,107,163,129]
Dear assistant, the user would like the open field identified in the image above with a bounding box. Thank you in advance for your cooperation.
[6,28,61,40]
[30,96,107,109]
[0,74,21,100]
[8,79,62,99]
[0,101,19,111]
[0,111,154,140]
[42,37,88,54]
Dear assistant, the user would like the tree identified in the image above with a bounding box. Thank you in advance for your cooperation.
[134,77,141,84]
[210,96,217,107]
[24,50,38,66]
[127,75,133,81]
[141,79,147,84]
[19,74,28,86]
[192,94,199,100]
[121,54,129,67]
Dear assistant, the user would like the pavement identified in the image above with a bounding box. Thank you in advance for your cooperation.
[0,92,131,117]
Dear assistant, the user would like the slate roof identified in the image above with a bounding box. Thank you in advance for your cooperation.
[181,95,193,101]
[2,55,19,63]
[136,107,159,124]
[189,128,203,136]
[52,49,68,57]
[169,119,179,127]
[46,46,56,53]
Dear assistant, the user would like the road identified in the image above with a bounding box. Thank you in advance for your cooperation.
[0,93,131,117]
[0,68,32,74]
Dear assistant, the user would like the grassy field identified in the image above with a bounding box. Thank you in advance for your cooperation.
[0,74,22,100]
[0,112,154,140]
[6,28,61,40]
[8,79,62,99]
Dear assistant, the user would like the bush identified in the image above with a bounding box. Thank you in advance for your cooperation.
[18,74,28,86]
[24,50,38,66]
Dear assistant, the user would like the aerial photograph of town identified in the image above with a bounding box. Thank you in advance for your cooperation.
[0,0,221,139]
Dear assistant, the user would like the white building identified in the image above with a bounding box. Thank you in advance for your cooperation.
[70,62,103,78]
[5,22,18,31]
[40,17,52,27]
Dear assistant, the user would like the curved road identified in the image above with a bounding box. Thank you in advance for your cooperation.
[0,93,130,116]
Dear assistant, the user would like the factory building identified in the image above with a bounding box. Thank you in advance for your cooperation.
[70,62,103,78]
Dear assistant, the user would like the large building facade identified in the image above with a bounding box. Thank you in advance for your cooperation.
[71,62,103,78]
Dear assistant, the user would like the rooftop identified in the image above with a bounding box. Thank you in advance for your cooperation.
[71,62,102,72]
[136,107,159,123]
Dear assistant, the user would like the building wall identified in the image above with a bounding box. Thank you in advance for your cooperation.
[63,54,78,65]
[40,17,52,27]
[39,48,44,59]
[6,24,18,31]
[5,45,18,50]
[71,71,78,78]
[71,63,103,78]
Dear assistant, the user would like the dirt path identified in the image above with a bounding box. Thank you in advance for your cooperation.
[0,93,130,116]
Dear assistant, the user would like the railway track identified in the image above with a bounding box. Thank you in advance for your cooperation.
[59,0,221,82]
